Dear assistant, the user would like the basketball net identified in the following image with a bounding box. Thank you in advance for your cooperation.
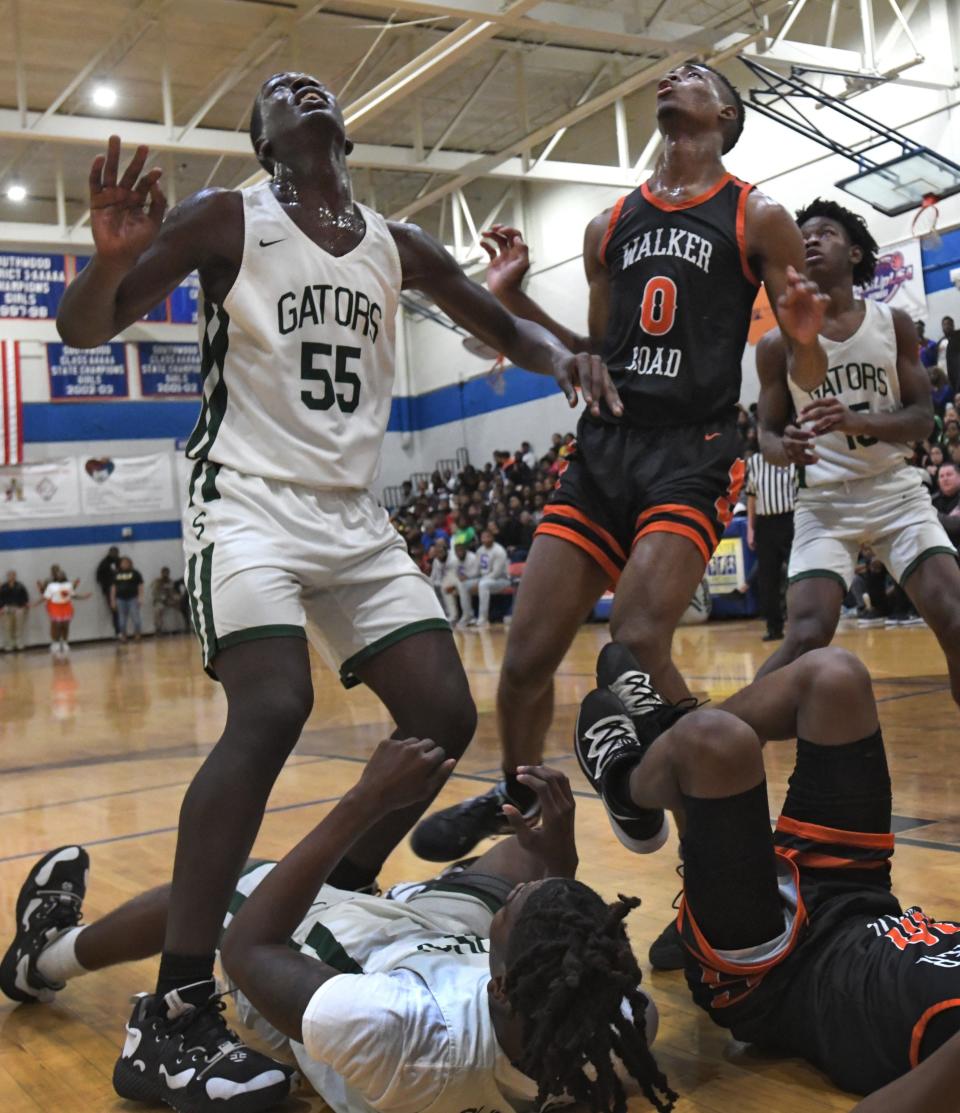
[486,354,506,395]
[912,193,942,251]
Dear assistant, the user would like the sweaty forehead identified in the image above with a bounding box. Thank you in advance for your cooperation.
[800,216,847,238]
[261,71,327,95]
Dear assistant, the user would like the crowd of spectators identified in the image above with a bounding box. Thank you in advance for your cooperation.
[388,313,960,630]
[387,433,578,626]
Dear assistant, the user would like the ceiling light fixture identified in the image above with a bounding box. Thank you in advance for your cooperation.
[92,84,118,109]
[6,184,27,202]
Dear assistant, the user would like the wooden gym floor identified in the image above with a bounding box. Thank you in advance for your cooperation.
[1,618,957,1113]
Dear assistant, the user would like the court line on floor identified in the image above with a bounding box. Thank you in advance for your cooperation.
[0,791,346,865]
[0,756,333,819]
[4,757,958,867]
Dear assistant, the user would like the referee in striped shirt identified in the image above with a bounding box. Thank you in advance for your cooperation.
[746,452,797,641]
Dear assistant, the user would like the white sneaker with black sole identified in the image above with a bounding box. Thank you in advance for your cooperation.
[575,687,670,854]
[113,978,299,1113]
[0,844,89,1004]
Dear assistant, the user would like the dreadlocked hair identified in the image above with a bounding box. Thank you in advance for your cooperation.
[795,197,879,286]
[504,879,677,1113]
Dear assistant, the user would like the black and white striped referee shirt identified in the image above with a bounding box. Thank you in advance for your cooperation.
[746,453,797,516]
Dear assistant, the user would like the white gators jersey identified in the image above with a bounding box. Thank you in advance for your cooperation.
[788,298,911,487]
[228,869,537,1113]
[186,182,401,489]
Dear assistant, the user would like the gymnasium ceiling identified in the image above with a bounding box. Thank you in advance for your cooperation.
[0,0,956,259]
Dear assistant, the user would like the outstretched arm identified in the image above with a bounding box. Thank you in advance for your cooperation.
[57,136,236,347]
[799,308,935,446]
[220,738,454,1042]
[480,216,611,357]
[755,329,818,469]
[747,193,828,393]
[392,221,622,419]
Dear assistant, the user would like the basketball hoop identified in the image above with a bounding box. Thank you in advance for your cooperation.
[461,335,507,395]
[486,354,506,395]
[912,193,942,251]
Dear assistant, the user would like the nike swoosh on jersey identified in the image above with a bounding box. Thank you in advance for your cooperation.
[704,432,722,441]
[258,237,285,247]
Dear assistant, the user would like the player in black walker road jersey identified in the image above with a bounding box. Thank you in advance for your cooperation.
[576,641,960,1113]
[55,72,616,1113]
[411,62,829,883]
[754,198,960,708]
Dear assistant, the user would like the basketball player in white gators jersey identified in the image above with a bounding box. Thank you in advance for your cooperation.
[754,199,960,706]
[56,73,616,1113]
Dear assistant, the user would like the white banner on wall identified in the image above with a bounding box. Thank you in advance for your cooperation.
[79,453,175,516]
[1,457,80,519]
[862,237,926,319]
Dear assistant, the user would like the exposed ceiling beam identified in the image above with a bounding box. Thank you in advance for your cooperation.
[0,108,642,188]
[177,17,289,137]
[391,49,692,220]
[33,0,169,128]
[343,0,542,132]
[344,0,716,54]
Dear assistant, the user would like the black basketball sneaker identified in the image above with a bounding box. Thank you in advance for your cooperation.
[113,979,299,1113]
[1,844,88,1003]
[575,687,670,853]
[409,781,539,863]
[596,642,699,744]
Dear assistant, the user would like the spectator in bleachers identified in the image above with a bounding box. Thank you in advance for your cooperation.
[520,441,536,470]
[931,367,953,416]
[420,513,449,551]
[428,538,455,621]
[444,541,479,626]
[939,315,960,393]
[926,444,946,489]
[1,570,29,652]
[934,462,960,549]
[918,320,939,368]
[151,567,182,635]
[457,528,510,631]
[111,556,144,644]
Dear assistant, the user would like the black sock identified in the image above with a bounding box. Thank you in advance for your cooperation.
[601,754,646,814]
[682,781,783,951]
[503,772,538,812]
[326,858,379,892]
[784,730,890,833]
[156,952,216,999]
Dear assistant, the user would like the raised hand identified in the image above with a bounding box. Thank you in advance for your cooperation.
[354,736,455,812]
[89,135,167,268]
[555,351,624,418]
[480,224,531,300]
[778,265,829,348]
[502,765,578,878]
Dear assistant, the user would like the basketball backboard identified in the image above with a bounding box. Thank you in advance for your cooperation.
[836,150,960,216]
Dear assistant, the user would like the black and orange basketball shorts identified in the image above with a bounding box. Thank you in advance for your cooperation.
[536,414,745,584]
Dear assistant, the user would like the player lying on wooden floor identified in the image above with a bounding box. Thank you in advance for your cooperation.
[575,641,960,1113]
[1,742,676,1113]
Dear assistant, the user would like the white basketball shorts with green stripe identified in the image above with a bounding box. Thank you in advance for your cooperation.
[181,461,448,685]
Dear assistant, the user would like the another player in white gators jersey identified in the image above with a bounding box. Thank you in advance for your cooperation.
[56,71,617,1113]
[2,745,673,1113]
[754,198,960,705]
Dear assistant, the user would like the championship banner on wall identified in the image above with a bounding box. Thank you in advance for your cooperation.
[79,453,175,516]
[705,535,746,594]
[139,342,201,397]
[2,339,22,465]
[1,457,80,519]
[47,342,129,401]
[862,237,926,319]
[0,251,67,320]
